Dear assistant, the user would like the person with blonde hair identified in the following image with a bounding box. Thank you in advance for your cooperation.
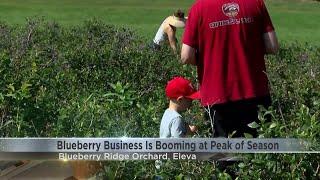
[152,10,187,53]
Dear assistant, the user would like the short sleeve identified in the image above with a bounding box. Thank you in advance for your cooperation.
[182,3,200,48]
[170,117,187,138]
[259,0,275,33]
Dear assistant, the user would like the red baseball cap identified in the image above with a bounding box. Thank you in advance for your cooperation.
[165,77,200,100]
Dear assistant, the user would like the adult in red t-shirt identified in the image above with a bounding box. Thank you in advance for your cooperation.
[181,0,279,137]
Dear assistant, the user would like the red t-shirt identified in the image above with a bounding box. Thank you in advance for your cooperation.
[183,0,275,106]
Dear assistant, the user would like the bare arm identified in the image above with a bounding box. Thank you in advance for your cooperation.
[166,27,177,53]
[181,43,196,65]
[264,31,279,54]
[187,125,198,135]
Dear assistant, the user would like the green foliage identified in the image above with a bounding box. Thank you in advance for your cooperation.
[237,43,320,179]
[0,19,319,179]
[0,18,194,137]
[0,0,320,46]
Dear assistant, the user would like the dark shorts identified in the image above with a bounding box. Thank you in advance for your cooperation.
[150,42,161,50]
[205,96,271,138]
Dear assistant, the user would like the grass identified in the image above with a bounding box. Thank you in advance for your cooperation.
[266,0,320,45]
[0,0,319,45]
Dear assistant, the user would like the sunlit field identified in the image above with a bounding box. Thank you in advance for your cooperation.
[0,0,319,45]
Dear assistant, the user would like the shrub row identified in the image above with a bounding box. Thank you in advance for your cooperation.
[0,19,319,179]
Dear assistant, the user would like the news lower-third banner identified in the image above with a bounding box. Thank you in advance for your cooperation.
[0,138,319,161]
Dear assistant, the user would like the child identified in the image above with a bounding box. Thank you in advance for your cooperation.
[160,76,200,138]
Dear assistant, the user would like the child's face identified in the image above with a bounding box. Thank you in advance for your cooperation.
[178,97,193,111]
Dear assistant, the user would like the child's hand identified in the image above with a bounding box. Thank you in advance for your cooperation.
[188,125,198,133]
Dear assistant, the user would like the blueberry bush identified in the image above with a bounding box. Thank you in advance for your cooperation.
[0,18,319,179]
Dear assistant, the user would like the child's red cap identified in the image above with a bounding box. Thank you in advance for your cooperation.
[165,77,200,100]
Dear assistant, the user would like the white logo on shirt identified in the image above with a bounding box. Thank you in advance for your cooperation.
[222,3,240,18]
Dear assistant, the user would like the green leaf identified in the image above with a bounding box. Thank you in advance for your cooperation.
[248,122,260,129]
[269,122,277,129]
[228,130,237,138]
[0,93,4,102]
[108,82,117,90]
[311,114,317,125]
[7,83,15,92]
[0,120,13,129]
[313,100,320,106]
[175,173,184,180]
[103,93,119,97]
[21,82,32,90]
[238,162,245,168]
[244,133,253,138]
[5,93,16,98]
